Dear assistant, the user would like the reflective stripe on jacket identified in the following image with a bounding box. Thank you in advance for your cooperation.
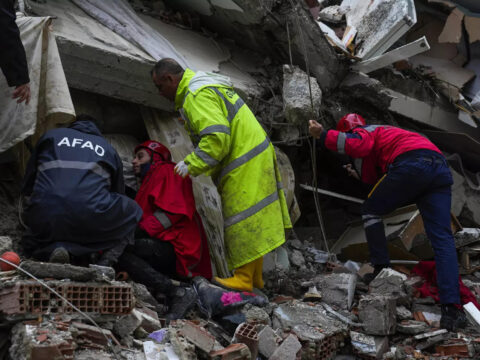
[175,69,292,270]
[319,125,443,184]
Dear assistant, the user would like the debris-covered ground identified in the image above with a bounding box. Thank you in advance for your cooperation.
[1,0,480,359]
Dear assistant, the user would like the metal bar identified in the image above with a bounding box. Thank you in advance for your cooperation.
[300,184,364,204]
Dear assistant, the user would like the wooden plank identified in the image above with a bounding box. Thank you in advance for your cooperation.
[140,106,229,277]
[352,37,430,74]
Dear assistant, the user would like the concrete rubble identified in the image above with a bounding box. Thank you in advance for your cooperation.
[1,0,480,359]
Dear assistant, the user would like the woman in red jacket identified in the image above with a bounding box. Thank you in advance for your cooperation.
[117,140,212,320]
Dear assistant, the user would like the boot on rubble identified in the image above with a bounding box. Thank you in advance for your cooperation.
[252,257,264,289]
[440,304,467,331]
[165,286,198,322]
[213,259,257,292]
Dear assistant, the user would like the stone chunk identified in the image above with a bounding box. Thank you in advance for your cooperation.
[180,320,215,353]
[289,249,306,268]
[314,273,356,310]
[369,268,408,304]
[396,306,412,321]
[358,295,396,335]
[258,326,279,358]
[282,65,322,126]
[397,320,429,335]
[455,228,480,248]
[0,236,13,255]
[20,260,114,282]
[350,331,389,359]
[269,334,302,360]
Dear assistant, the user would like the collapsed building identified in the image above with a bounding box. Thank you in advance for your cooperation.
[1,0,480,359]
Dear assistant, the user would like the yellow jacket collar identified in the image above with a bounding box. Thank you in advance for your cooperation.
[175,68,195,111]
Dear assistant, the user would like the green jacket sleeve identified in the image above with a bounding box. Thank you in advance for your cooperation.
[184,89,232,176]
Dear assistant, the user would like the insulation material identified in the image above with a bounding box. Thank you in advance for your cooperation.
[438,8,464,43]
[465,16,480,43]
[71,0,190,66]
[140,107,229,278]
[0,15,75,153]
[342,0,417,59]
[104,134,139,191]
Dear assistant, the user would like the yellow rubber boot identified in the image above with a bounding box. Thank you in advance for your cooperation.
[213,260,255,292]
[252,257,264,289]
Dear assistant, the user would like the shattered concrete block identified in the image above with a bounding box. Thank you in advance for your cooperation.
[263,247,290,273]
[413,329,448,340]
[397,320,429,335]
[209,343,251,359]
[358,295,396,335]
[168,326,197,360]
[0,236,13,255]
[369,268,408,304]
[269,334,302,360]
[241,305,270,326]
[257,326,279,358]
[113,309,143,338]
[20,260,100,282]
[180,320,215,353]
[455,228,480,248]
[314,273,356,310]
[282,65,322,126]
[318,5,345,23]
[396,306,412,321]
[272,301,348,335]
[289,249,306,268]
[350,331,389,359]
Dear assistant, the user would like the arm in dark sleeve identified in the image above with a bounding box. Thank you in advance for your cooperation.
[111,152,126,194]
[0,0,30,87]
[21,140,40,196]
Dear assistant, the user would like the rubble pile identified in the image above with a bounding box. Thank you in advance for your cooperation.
[1,245,480,359]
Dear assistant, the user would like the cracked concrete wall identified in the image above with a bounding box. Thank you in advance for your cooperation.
[164,0,347,92]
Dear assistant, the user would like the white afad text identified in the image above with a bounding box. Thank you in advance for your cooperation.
[57,137,105,156]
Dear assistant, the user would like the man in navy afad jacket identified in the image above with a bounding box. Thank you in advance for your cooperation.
[21,114,142,266]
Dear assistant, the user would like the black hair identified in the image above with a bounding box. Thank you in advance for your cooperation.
[74,114,105,133]
[150,58,184,78]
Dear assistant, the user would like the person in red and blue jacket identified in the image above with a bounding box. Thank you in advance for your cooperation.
[116,140,212,321]
[309,113,466,331]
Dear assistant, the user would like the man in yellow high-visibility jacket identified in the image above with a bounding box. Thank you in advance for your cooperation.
[151,58,292,292]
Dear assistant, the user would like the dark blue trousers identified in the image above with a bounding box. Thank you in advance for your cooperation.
[362,149,460,304]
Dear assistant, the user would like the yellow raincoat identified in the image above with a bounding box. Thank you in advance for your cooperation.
[175,69,291,270]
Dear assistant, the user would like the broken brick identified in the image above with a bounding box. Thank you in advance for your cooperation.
[234,322,258,359]
[209,343,251,360]
[180,320,215,353]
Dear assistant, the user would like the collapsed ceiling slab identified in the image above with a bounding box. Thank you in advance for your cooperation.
[28,0,262,110]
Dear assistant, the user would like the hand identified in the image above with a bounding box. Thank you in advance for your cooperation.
[309,120,323,139]
[174,160,189,178]
[12,83,31,104]
[343,164,360,180]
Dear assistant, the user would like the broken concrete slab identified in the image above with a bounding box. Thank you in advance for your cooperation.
[258,326,280,358]
[282,65,322,126]
[318,5,345,23]
[396,306,413,321]
[269,334,302,360]
[369,268,408,304]
[358,295,396,335]
[272,301,347,335]
[463,302,480,331]
[20,260,114,282]
[313,273,356,310]
[352,36,430,74]
[455,228,480,248]
[180,321,215,354]
[350,331,389,359]
[413,329,448,340]
[397,320,430,335]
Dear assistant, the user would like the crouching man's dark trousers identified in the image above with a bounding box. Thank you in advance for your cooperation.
[362,149,460,305]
